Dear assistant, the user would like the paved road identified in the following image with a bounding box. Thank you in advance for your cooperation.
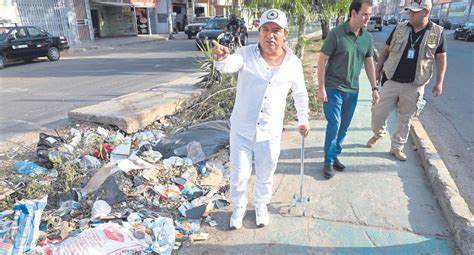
[0,34,201,142]
[371,25,474,212]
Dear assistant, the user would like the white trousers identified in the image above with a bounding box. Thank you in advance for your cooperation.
[230,131,281,208]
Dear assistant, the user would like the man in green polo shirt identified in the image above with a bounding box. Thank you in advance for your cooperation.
[317,0,379,179]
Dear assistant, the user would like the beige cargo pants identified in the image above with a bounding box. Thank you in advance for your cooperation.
[371,80,425,150]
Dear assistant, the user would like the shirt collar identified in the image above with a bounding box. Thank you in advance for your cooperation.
[343,21,364,36]
[407,21,433,31]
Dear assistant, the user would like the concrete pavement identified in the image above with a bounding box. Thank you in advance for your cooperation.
[176,72,457,255]
[63,34,168,56]
[63,34,472,254]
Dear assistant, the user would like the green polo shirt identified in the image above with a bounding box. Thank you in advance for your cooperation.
[321,22,374,93]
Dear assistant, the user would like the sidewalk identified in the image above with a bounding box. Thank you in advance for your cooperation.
[177,73,456,254]
[63,34,169,56]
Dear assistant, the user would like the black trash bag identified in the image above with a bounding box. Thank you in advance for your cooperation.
[36,132,66,168]
[93,171,131,205]
[153,120,230,159]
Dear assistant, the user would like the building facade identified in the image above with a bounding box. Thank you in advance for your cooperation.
[0,0,250,44]
[377,0,473,25]
[1,0,94,45]
[432,0,473,26]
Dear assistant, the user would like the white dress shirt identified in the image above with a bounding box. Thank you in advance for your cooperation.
[215,44,309,142]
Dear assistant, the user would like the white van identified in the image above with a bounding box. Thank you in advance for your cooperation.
[367,20,377,32]
[369,16,382,31]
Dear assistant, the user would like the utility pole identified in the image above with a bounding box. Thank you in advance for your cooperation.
[167,0,174,39]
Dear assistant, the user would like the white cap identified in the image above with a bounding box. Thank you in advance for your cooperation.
[405,0,432,12]
[259,9,288,29]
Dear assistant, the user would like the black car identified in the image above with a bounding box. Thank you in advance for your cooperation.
[454,22,474,41]
[388,18,398,25]
[195,17,248,50]
[0,26,70,69]
[430,18,440,25]
[184,17,211,39]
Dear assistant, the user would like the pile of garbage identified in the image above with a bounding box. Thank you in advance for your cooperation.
[0,119,232,254]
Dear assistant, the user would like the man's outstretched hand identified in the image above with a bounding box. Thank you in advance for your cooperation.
[212,40,230,61]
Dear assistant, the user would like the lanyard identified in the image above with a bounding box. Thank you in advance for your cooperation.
[409,27,423,48]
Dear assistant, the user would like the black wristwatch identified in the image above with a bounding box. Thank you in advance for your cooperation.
[372,87,379,92]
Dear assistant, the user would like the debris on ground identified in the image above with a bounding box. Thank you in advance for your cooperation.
[0,119,231,254]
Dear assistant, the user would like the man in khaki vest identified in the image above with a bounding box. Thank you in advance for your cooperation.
[367,0,447,161]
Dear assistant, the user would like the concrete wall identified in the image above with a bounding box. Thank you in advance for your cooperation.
[0,0,20,24]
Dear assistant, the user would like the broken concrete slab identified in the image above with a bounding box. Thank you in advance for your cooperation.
[68,72,205,133]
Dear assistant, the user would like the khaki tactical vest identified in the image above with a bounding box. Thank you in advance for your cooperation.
[383,22,444,86]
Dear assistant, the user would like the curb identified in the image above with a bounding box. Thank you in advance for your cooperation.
[411,118,474,255]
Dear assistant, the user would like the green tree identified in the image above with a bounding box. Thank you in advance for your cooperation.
[243,0,351,56]
[244,0,316,59]
[312,0,351,39]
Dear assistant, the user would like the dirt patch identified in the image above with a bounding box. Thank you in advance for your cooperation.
[301,39,324,120]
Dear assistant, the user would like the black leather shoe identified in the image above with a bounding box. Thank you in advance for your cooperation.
[333,157,345,172]
[324,165,335,179]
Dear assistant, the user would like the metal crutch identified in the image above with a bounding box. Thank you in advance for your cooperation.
[288,133,310,216]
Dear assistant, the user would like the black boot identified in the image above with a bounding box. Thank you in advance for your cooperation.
[324,165,335,179]
[333,157,345,172]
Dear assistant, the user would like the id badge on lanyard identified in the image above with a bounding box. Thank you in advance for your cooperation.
[407,48,415,59]
[408,28,422,60]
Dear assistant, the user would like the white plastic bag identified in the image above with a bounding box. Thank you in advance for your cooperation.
[36,223,149,255]
[91,200,111,219]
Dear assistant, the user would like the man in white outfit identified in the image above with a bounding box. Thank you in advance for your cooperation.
[212,9,310,229]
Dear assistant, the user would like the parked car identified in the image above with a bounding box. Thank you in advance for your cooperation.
[184,17,211,39]
[430,18,440,25]
[369,16,382,31]
[388,18,398,25]
[252,19,260,29]
[449,21,463,30]
[367,20,378,32]
[440,19,452,29]
[195,17,248,50]
[383,19,389,26]
[453,22,474,41]
[0,25,69,69]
